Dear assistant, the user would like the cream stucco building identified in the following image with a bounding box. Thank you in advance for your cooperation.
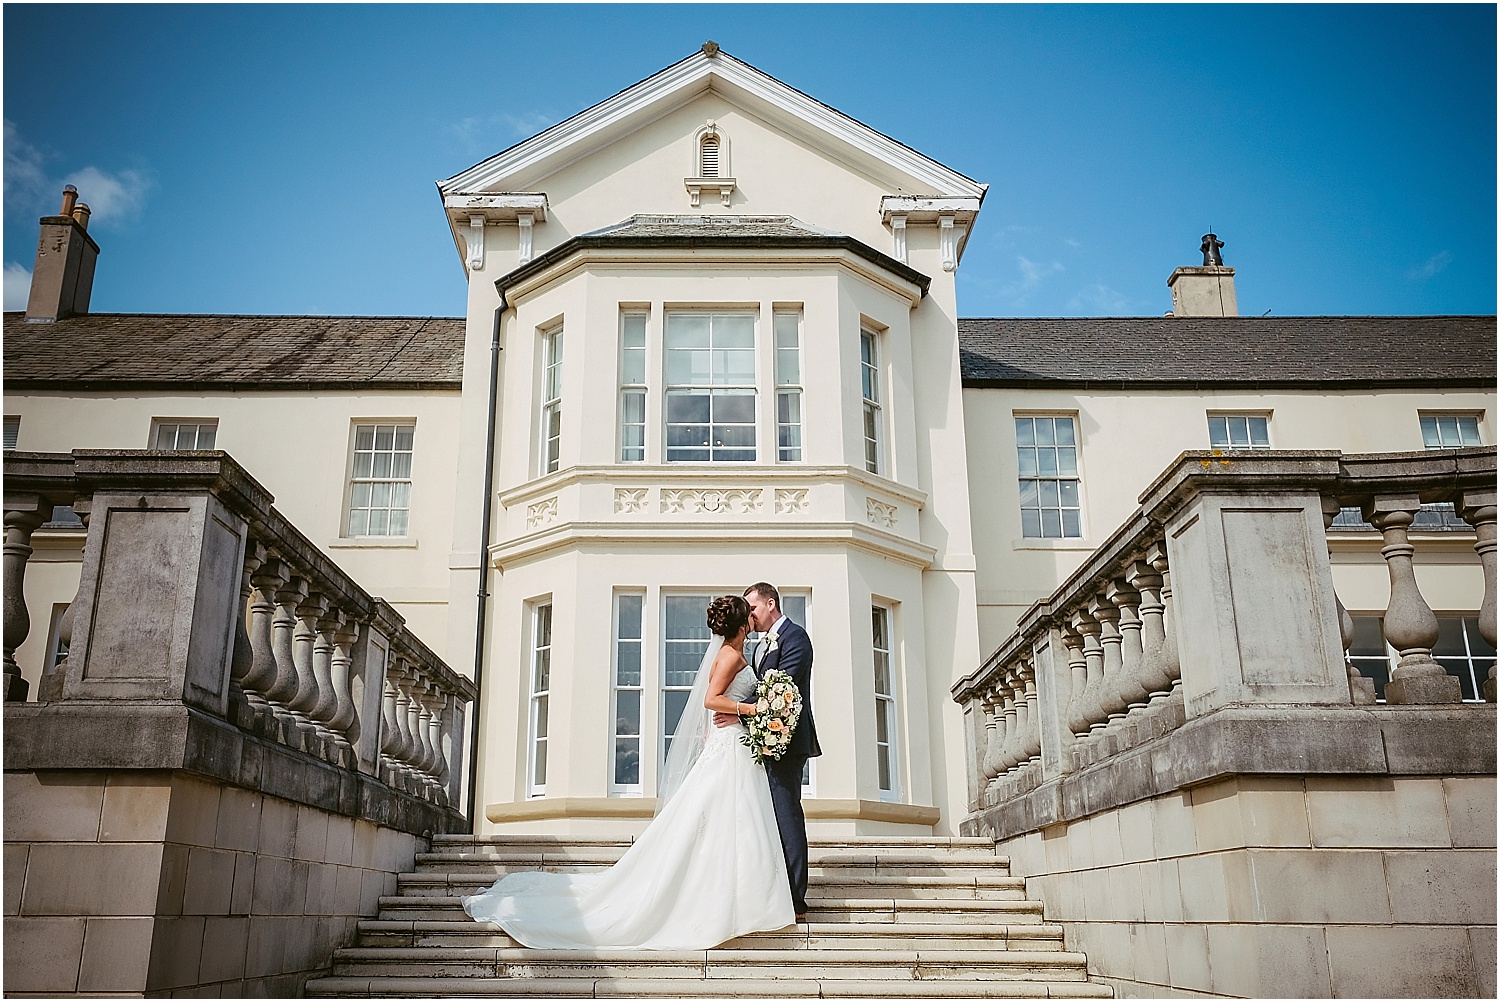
[5,45,1493,846]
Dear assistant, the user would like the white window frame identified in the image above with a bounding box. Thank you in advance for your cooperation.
[1348,612,1493,703]
[664,311,758,464]
[527,601,554,798]
[539,325,564,475]
[3,416,20,451]
[1015,413,1083,539]
[775,311,803,463]
[860,329,883,475]
[610,592,646,796]
[659,592,716,777]
[150,419,218,450]
[1419,412,1483,449]
[871,604,900,801]
[1207,413,1271,450]
[346,422,414,538]
[619,312,648,463]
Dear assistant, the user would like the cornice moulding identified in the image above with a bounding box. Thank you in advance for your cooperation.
[439,51,986,199]
[500,244,926,307]
[487,519,938,570]
[497,464,930,508]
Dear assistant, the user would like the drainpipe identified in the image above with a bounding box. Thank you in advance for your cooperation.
[467,300,506,832]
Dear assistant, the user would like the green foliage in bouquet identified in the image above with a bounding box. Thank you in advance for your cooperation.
[740,668,802,764]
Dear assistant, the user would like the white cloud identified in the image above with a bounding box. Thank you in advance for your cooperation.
[449,110,555,155]
[998,256,1065,304]
[4,263,32,311]
[1067,283,1134,315]
[1406,250,1452,282]
[61,166,151,223]
[3,120,152,227]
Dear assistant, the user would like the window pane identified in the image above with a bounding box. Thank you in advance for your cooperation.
[1021,509,1042,537]
[1458,416,1481,445]
[1018,480,1040,509]
[1437,415,1459,445]
[1035,419,1055,447]
[1059,480,1079,506]
[1054,419,1076,446]
[1061,509,1081,537]
[353,453,373,478]
[197,426,216,449]
[1466,616,1496,657]
[875,702,890,743]
[388,509,409,537]
[394,426,414,451]
[774,314,800,348]
[662,690,690,741]
[616,689,641,733]
[1037,450,1059,476]
[877,749,891,791]
[348,510,368,536]
[368,510,389,535]
[1348,616,1387,657]
[714,314,755,348]
[622,391,646,424]
[372,452,392,478]
[1432,616,1468,658]
[715,349,756,384]
[374,426,394,451]
[355,426,374,450]
[1041,509,1062,537]
[874,654,891,694]
[1228,416,1249,447]
[391,452,412,478]
[371,482,392,507]
[1017,448,1038,477]
[618,595,643,639]
[1015,418,1035,446]
[532,741,547,786]
[1056,448,1077,476]
[667,391,711,423]
[1249,417,1270,447]
[622,314,647,349]
[614,738,639,786]
[1039,480,1060,507]
[353,483,374,508]
[1208,416,1228,447]
[622,349,645,385]
[1419,415,1441,448]
[777,348,800,385]
[666,314,710,349]
[714,392,755,423]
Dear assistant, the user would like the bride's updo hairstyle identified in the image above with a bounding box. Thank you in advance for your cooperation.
[706,595,751,638]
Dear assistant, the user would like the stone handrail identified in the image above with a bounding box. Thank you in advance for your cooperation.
[3,450,477,810]
[952,447,1496,813]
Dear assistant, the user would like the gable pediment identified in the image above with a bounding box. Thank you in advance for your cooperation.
[439,46,986,200]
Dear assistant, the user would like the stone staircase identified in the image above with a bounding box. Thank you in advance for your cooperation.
[304,834,1109,999]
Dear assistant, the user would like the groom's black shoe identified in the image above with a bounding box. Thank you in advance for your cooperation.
[795,912,807,923]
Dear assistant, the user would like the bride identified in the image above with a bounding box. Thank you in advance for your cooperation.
[462,595,796,949]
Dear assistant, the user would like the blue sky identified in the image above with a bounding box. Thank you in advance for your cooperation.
[4,4,1495,318]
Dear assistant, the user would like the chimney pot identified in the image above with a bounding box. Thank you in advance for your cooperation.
[71,203,91,231]
[25,190,100,321]
[60,185,79,216]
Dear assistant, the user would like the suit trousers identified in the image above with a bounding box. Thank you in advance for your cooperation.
[765,754,810,914]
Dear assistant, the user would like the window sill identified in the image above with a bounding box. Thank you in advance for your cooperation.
[1011,538,1094,551]
[327,536,419,549]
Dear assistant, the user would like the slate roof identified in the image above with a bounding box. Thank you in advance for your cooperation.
[959,316,1497,389]
[500,214,931,296]
[3,313,466,390]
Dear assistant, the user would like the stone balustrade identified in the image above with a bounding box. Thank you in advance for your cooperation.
[3,450,476,809]
[954,447,1496,816]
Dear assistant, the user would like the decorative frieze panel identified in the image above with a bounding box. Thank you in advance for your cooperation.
[661,488,763,515]
[775,489,809,515]
[866,497,898,528]
[614,488,649,513]
[526,497,558,528]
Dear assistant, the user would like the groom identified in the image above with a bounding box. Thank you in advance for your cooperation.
[715,582,820,921]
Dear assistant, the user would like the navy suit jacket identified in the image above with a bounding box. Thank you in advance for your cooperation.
[754,617,821,760]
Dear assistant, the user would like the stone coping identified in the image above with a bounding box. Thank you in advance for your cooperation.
[5,701,467,839]
[962,704,1496,840]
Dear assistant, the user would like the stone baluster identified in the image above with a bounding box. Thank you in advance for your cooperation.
[998,674,1022,775]
[1060,627,1088,762]
[1323,497,1377,704]
[266,576,309,722]
[1147,542,1185,725]
[328,620,361,753]
[379,671,405,782]
[425,688,449,796]
[1080,603,1115,746]
[392,670,418,785]
[3,502,48,701]
[1091,596,1129,755]
[310,608,344,738]
[979,688,1005,800]
[289,592,332,740]
[406,678,433,791]
[242,553,288,712]
[1459,494,1496,701]
[229,542,264,709]
[1068,610,1104,743]
[1127,559,1174,702]
[1020,659,1043,770]
[1107,580,1151,744]
[1365,497,1460,704]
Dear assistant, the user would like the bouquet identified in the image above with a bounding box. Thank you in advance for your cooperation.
[740,668,802,764]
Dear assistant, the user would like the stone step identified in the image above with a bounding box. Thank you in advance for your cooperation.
[306,974,1113,998]
[431,834,1001,851]
[355,919,1067,952]
[413,852,1010,880]
[377,896,1048,925]
[328,946,1092,982]
[418,846,1004,865]
[398,871,1027,900]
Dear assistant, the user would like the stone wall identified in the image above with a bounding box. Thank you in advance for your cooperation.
[5,769,424,997]
[996,773,1495,998]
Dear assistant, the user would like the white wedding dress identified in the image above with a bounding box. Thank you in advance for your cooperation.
[462,664,795,949]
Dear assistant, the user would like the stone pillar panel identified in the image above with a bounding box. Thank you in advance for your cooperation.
[64,492,247,712]
[1167,492,1349,713]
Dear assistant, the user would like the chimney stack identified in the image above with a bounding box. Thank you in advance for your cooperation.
[25,185,100,321]
[1166,232,1237,317]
